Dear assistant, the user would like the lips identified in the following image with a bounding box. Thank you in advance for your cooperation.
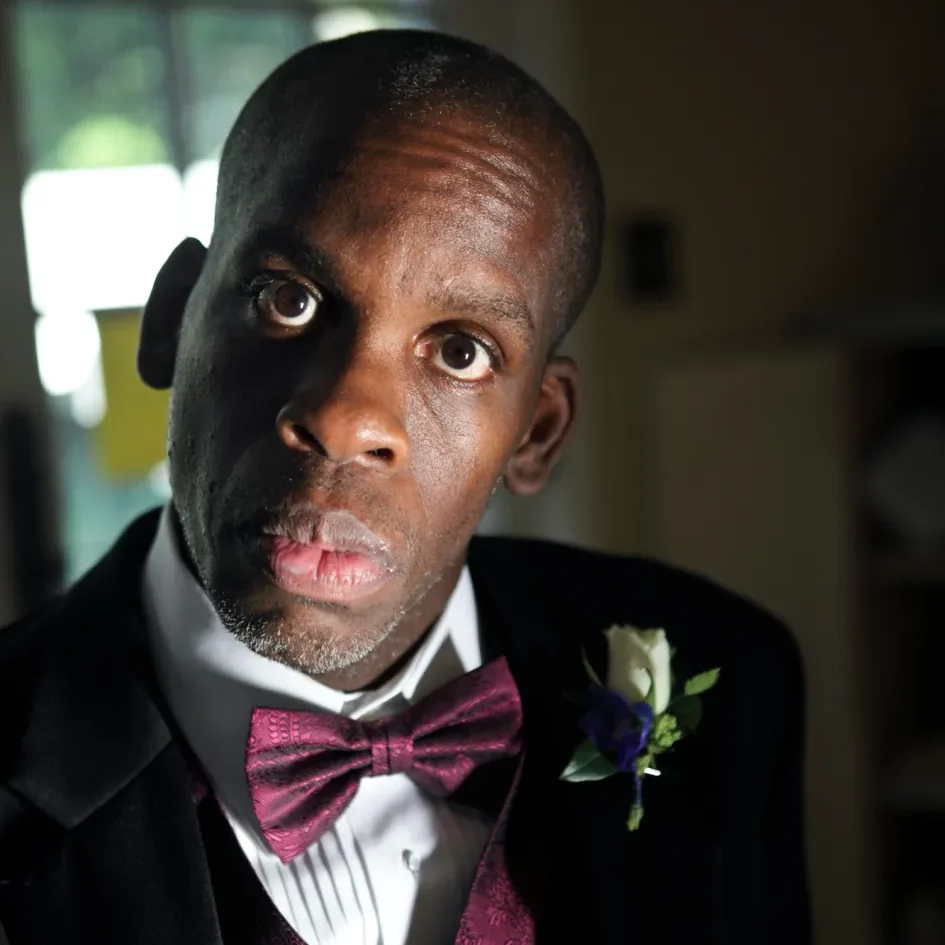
[265,537,391,602]
[252,507,395,604]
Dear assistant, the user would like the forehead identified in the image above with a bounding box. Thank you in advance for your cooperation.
[237,114,565,335]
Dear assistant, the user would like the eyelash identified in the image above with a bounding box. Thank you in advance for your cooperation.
[238,271,289,298]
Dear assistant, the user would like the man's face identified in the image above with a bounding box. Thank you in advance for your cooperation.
[145,111,576,678]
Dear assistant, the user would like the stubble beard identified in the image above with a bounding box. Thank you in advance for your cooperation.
[213,592,400,677]
[205,557,451,679]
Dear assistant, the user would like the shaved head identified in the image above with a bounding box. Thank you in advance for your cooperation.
[213,29,604,347]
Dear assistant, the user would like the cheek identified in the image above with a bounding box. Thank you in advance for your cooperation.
[185,327,291,455]
[168,329,264,508]
[406,384,524,531]
[169,324,214,467]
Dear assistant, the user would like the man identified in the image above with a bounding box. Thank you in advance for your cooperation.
[0,29,808,945]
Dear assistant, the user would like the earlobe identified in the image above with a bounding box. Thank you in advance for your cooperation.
[504,357,579,497]
[138,237,207,390]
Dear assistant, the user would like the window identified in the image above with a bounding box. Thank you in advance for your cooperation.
[13,1,432,582]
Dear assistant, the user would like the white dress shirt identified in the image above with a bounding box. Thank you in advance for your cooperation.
[142,507,493,945]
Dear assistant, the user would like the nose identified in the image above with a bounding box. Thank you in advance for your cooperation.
[276,363,409,472]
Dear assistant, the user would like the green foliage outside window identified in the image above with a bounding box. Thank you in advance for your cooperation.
[15,5,170,171]
[14,2,426,173]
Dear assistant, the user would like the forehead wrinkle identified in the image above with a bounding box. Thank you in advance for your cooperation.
[308,164,544,287]
[245,115,562,257]
[357,140,545,215]
[346,115,559,212]
[318,149,556,291]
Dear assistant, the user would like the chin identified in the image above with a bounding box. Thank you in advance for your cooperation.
[214,592,392,677]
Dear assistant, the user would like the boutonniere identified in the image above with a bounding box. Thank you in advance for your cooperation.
[560,626,720,831]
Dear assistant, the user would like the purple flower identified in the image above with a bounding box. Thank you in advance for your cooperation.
[580,687,654,773]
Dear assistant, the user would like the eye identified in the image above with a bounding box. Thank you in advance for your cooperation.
[255,278,321,328]
[429,333,494,382]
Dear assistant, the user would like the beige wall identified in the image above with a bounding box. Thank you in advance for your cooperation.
[560,0,945,554]
[651,346,872,944]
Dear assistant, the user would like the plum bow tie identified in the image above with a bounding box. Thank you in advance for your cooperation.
[245,657,523,863]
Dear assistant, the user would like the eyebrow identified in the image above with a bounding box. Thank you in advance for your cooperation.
[240,226,338,286]
[426,286,535,339]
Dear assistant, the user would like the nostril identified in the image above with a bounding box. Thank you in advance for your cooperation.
[289,422,322,453]
[368,448,395,463]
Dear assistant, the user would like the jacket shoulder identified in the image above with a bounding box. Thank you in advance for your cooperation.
[469,535,801,675]
[0,509,160,765]
[0,597,64,685]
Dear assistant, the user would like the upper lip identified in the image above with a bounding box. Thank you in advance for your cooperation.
[256,505,393,568]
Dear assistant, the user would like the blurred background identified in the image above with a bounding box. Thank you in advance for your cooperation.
[0,0,944,941]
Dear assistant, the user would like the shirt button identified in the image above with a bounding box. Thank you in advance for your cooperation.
[402,849,421,874]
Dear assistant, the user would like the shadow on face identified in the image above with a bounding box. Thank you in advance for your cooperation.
[138,109,579,682]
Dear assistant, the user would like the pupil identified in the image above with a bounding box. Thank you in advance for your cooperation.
[274,283,309,319]
[443,336,476,369]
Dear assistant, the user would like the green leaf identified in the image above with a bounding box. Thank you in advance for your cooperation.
[581,648,603,688]
[627,803,644,831]
[671,694,703,733]
[560,738,619,782]
[684,668,721,697]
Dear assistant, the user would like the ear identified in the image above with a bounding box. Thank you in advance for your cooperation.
[138,237,207,390]
[504,357,579,497]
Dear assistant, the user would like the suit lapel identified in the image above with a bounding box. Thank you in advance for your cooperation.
[454,752,534,945]
[0,511,223,945]
[5,747,223,945]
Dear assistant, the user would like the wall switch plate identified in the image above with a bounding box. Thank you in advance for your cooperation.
[622,215,677,304]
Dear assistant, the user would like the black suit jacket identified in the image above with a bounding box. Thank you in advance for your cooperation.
[0,511,809,944]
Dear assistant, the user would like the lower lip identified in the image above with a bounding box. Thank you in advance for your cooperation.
[263,536,391,603]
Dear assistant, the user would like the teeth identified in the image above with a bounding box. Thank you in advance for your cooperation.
[276,544,324,577]
[281,559,317,577]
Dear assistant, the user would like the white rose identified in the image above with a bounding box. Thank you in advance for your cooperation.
[604,626,672,714]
